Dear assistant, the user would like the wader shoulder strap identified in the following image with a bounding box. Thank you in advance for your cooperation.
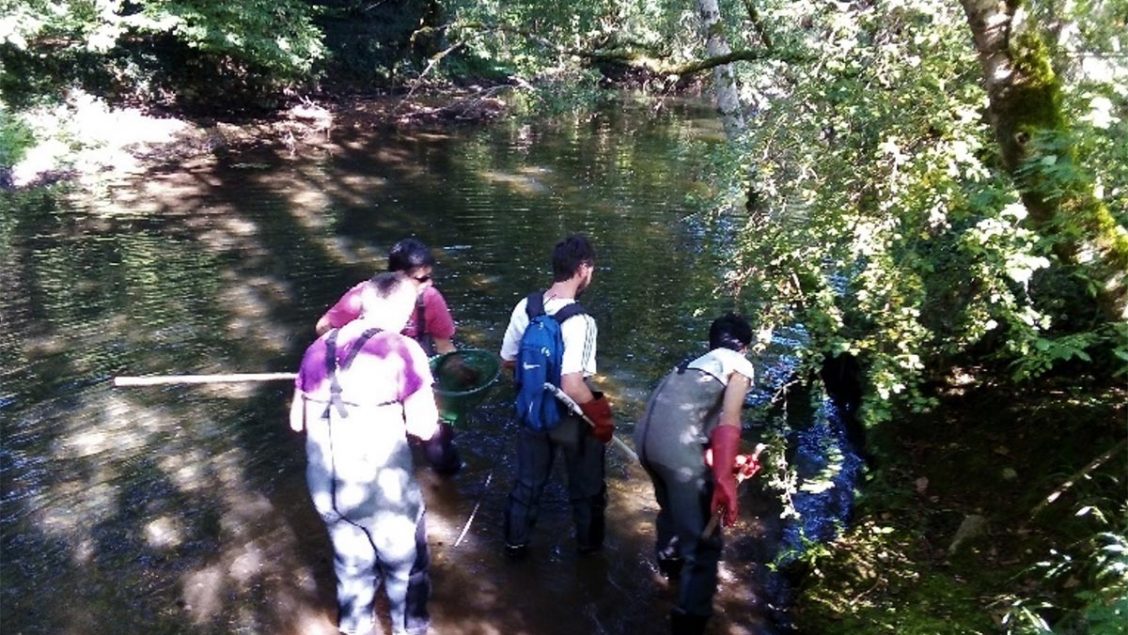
[324,327,384,419]
[414,294,426,341]
[413,293,436,356]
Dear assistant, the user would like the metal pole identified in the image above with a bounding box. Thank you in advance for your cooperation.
[544,382,640,463]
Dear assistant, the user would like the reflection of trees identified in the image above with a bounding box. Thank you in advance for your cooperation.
[1,100,744,632]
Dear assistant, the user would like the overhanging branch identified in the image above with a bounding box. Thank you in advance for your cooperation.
[449,20,803,77]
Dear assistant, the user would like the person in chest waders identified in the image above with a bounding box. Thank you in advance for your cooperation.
[634,313,763,635]
[315,238,463,476]
[293,272,440,635]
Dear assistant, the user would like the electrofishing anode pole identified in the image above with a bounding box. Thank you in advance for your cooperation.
[544,382,640,463]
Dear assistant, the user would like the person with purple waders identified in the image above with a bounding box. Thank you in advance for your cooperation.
[291,272,439,635]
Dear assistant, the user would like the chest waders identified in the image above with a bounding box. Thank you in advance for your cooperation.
[312,328,433,635]
[322,327,394,515]
[635,361,728,629]
[637,360,726,466]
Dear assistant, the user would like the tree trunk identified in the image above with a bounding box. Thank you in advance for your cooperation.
[960,0,1128,319]
[697,0,746,140]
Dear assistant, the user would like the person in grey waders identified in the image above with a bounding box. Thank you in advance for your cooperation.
[291,272,441,635]
[634,313,763,635]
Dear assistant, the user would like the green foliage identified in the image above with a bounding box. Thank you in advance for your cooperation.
[309,0,434,86]
[1002,504,1128,634]
[439,0,694,81]
[134,0,326,79]
[1,0,325,111]
[792,381,1125,634]
[706,0,1128,427]
[793,517,1001,634]
[0,106,35,168]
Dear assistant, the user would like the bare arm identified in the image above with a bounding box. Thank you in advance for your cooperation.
[561,372,595,404]
[289,392,306,432]
[403,387,441,441]
[432,337,456,355]
[718,372,750,429]
[314,315,333,336]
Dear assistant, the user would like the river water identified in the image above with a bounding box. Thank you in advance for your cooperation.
[0,96,853,634]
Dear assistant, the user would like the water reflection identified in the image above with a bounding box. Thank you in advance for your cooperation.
[2,97,804,634]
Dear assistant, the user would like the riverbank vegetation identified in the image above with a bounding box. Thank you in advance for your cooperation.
[3,0,1125,632]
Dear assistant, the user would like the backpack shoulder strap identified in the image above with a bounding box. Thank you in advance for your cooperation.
[414,293,426,339]
[525,291,546,319]
[552,301,586,325]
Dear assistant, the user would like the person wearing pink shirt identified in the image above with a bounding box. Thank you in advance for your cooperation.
[315,239,462,475]
[291,272,438,635]
[316,239,456,356]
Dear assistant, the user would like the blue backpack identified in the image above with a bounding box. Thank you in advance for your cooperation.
[514,291,586,431]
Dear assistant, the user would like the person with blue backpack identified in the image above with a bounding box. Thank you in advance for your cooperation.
[498,234,615,560]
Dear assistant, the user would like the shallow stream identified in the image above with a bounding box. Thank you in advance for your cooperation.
[1,96,859,634]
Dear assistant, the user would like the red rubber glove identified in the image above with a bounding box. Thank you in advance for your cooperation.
[579,392,614,443]
[709,425,741,527]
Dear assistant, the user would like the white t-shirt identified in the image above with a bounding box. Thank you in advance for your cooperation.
[499,295,597,377]
[685,346,755,387]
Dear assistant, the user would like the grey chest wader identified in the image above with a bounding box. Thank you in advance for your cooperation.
[636,363,694,462]
[322,327,394,515]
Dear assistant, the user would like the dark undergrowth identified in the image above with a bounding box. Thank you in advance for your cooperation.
[790,373,1127,634]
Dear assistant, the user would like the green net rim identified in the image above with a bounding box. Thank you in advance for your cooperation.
[429,349,502,397]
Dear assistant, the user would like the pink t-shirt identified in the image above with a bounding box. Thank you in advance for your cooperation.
[296,321,433,405]
[321,281,455,341]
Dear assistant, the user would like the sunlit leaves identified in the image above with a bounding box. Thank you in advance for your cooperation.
[1,0,325,102]
[711,0,1127,429]
[135,0,325,77]
[1002,502,1128,633]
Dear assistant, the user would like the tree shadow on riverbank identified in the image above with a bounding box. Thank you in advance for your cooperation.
[789,375,1127,633]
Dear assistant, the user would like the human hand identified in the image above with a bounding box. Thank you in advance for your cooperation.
[734,444,766,480]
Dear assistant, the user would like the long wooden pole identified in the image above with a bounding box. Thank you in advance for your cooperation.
[114,372,297,387]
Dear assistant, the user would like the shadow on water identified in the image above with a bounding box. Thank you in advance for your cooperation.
[1,96,863,634]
